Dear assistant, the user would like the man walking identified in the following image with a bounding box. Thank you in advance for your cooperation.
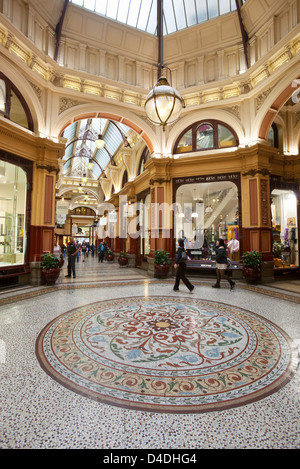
[65,237,80,278]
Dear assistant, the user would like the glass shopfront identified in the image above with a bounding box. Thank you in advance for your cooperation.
[136,189,151,264]
[173,174,241,267]
[271,188,298,268]
[0,161,27,267]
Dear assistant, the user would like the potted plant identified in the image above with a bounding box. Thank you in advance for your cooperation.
[242,251,262,283]
[106,248,114,262]
[118,251,128,266]
[154,249,170,277]
[41,253,60,285]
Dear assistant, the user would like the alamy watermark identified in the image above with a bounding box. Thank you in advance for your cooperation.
[95,195,209,244]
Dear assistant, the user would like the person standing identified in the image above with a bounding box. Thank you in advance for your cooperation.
[53,239,61,259]
[212,238,235,290]
[65,237,80,278]
[173,238,194,293]
[75,240,81,262]
[81,241,87,261]
[97,240,107,262]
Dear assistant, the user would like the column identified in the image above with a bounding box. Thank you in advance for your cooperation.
[30,138,65,265]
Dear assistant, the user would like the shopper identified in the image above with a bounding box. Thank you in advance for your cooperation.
[173,238,194,293]
[53,239,61,259]
[81,241,87,261]
[75,241,81,262]
[97,240,107,262]
[65,237,80,278]
[212,238,235,290]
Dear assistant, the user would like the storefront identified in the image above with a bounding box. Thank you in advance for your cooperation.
[136,189,151,266]
[0,152,32,286]
[173,173,241,275]
[270,176,299,274]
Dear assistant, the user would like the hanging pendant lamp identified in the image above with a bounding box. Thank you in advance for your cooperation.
[144,0,184,130]
[95,134,105,149]
[145,76,185,129]
[95,119,105,148]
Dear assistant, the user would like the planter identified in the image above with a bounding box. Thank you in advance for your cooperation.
[154,264,170,278]
[242,267,261,283]
[41,267,60,285]
[118,257,128,266]
[58,258,64,268]
[106,254,114,262]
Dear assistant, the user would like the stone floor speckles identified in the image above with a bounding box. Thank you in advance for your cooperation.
[0,259,300,449]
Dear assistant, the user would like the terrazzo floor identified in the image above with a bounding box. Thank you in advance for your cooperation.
[0,256,300,451]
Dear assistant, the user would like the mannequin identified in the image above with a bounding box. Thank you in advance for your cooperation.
[227,236,239,261]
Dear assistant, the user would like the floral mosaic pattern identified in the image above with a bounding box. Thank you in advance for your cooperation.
[36,296,297,413]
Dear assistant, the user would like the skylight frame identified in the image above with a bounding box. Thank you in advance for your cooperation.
[69,0,242,36]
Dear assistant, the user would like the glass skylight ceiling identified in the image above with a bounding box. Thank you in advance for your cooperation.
[61,118,130,179]
[70,0,242,35]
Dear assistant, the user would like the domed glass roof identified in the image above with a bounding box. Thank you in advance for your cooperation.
[70,0,246,36]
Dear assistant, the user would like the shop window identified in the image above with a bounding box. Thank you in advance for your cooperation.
[175,180,239,262]
[271,189,298,267]
[0,73,33,131]
[139,193,151,258]
[174,120,238,154]
[0,161,27,267]
[135,189,151,265]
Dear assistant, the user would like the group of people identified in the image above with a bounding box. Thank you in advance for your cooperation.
[78,241,96,261]
[62,236,236,290]
[64,238,109,278]
[173,237,235,293]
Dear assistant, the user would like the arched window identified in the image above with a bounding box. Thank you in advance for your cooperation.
[71,207,96,216]
[268,123,278,148]
[138,147,150,175]
[0,73,33,131]
[122,170,128,188]
[174,120,238,154]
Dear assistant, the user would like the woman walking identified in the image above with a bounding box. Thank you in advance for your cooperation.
[212,238,235,290]
[173,238,194,293]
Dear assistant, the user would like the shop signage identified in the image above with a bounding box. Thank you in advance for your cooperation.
[109,212,117,223]
[173,173,239,185]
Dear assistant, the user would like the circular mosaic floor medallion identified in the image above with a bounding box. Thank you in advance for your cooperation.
[36,296,297,413]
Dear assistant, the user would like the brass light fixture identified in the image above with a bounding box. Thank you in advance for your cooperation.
[95,134,105,149]
[87,159,94,169]
[145,76,185,129]
[95,119,105,149]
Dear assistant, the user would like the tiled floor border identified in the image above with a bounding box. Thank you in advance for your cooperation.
[0,278,300,306]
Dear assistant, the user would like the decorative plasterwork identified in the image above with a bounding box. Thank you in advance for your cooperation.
[29,81,42,102]
[255,86,275,113]
[59,97,88,114]
[242,168,270,177]
[223,105,240,119]
[1,22,300,114]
